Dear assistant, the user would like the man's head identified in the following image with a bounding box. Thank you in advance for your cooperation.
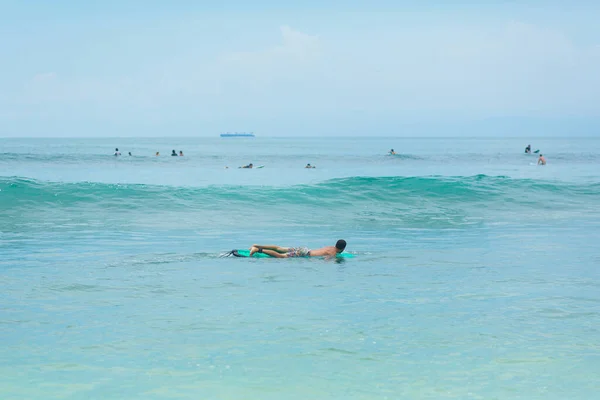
[335,239,347,253]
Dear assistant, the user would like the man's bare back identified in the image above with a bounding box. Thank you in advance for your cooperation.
[307,246,338,257]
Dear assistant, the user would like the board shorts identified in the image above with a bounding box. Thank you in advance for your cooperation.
[286,247,311,257]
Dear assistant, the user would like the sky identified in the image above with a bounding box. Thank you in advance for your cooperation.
[1,1,600,137]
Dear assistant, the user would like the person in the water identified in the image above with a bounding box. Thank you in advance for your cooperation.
[389,149,396,155]
[179,151,184,156]
[156,152,160,156]
[241,163,253,169]
[249,239,347,258]
[525,144,532,154]
[538,154,547,165]
[114,148,121,156]
[128,152,132,156]
[171,150,178,156]
[305,163,315,168]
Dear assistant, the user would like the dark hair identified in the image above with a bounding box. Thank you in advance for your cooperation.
[335,239,346,251]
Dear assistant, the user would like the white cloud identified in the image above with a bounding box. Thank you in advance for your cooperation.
[222,26,320,66]
[277,25,320,59]
[32,72,57,82]
[296,20,600,116]
[9,19,600,124]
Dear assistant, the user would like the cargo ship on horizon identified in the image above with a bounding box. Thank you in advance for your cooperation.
[220,132,255,137]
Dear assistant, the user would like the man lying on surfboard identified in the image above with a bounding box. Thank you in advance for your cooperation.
[249,239,347,258]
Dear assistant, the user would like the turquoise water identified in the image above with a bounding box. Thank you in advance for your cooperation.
[1,137,600,399]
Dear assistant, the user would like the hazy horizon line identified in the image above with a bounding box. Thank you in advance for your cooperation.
[2,135,597,140]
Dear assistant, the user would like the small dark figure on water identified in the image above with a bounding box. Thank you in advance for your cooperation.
[538,154,547,165]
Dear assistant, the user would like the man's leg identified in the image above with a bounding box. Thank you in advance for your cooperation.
[252,244,290,252]
[262,249,288,258]
[249,245,290,256]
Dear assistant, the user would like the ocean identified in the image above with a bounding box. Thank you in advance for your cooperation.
[1,136,599,399]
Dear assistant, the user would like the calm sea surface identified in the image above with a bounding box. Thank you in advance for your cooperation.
[1,137,599,399]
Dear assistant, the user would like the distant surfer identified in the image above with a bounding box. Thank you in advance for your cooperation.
[241,163,253,169]
[249,239,347,258]
[179,150,184,156]
[537,154,546,165]
[305,163,315,168]
[128,152,132,156]
[525,144,531,154]
[156,152,160,156]
[171,150,178,156]
[389,149,396,155]
[114,148,121,156]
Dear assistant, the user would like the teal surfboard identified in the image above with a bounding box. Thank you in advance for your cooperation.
[230,249,354,258]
